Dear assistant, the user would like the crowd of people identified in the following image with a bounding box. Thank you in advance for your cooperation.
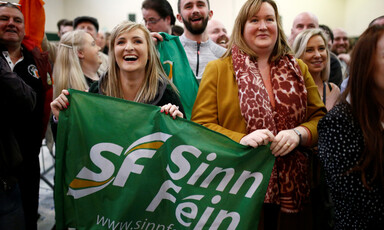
[1,0,383,229]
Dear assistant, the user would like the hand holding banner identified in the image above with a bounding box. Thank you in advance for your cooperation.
[55,89,275,230]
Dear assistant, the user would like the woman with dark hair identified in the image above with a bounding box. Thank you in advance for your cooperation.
[192,0,326,229]
[318,25,384,229]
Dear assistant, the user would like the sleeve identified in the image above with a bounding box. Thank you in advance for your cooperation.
[0,57,36,113]
[329,54,343,87]
[191,60,246,142]
[159,85,186,119]
[297,59,327,146]
[41,34,58,64]
[317,105,372,228]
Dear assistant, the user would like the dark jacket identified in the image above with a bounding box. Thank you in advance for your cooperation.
[89,73,186,117]
[0,58,36,181]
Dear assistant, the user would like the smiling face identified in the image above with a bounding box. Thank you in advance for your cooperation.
[207,19,229,48]
[301,35,327,78]
[332,28,349,55]
[114,28,149,77]
[177,0,212,35]
[0,6,24,45]
[243,2,277,56]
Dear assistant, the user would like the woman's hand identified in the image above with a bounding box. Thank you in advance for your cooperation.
[270,129,300,157]
[240,129,274,148]
[160,103,183,119]
[50,89,70,121]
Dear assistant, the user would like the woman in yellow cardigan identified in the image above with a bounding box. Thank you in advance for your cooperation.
[191,0,326,229]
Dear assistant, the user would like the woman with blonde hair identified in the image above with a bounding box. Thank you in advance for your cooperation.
[191,0,326,228]
[51,21,184,120]
[53,30,101,99]
[293,29,340,111]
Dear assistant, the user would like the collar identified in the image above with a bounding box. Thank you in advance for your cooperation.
[2,47,24,71]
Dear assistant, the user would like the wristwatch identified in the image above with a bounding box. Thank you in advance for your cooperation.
[293,128,302,145]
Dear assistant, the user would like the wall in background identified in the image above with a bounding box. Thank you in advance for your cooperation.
[9,0,384,37]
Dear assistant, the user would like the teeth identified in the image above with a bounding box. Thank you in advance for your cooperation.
[123,55,138,61]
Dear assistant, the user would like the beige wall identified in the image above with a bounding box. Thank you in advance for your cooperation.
[36,0,384,37]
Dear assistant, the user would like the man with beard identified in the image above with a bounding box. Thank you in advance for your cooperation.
[177,0,225,82]
[207,19,229,48]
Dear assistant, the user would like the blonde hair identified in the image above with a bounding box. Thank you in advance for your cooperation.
[292,28,330,82]
[223,0,291,61]
[53,30,89,98]
[102,20,176,103]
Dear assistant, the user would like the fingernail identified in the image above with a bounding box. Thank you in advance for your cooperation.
[165,111,168,115]
[64,105,67,109]
[160,109,163,113]
[66,102,69,106]
[173,117,175,120]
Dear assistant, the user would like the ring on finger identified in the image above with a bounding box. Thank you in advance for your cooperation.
[285,143,291,147]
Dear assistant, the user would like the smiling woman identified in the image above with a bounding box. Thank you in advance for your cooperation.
[293,29,341,111]
[191,0,326,229]
[51,21,185,123]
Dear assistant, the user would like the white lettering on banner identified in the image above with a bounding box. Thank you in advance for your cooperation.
[146,180,240,229]
[67,132,265,228]
[77,143,123,181]
[166,145,264,198]
[96,215,175,230]
[166,145,202,180]
[113,149,157,187]
[68,132,172,199]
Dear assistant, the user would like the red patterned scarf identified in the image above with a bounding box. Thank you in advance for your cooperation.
[232,45,309,213]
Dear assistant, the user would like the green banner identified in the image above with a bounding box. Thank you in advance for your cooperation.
[55,89,275,230]
[157,32,199,120]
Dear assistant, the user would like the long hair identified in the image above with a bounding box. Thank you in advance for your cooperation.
[292,29,330,82]
[102,21,176,103]
[341,25,384,189]
[53,30,88,98]
[223,0,291,61]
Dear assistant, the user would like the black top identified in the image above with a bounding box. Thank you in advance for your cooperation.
[88,75,186,118]
[1,45,45,160]
[318,103,384,230]
[329,53,343,87]
[0,57,36,179]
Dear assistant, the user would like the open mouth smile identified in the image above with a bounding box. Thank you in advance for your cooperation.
[123,55,138,62]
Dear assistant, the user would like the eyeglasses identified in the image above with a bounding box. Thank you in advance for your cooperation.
[143,18,162,25]
[0,1,22,10]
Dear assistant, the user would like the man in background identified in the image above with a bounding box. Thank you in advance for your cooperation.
[177,0,225,81]
[207,19,229,48]
[289,12,343,86]
[0,3,52,229]
[142,0,176,34]
[288,12,318,45]
[332,27,350,78]
[57,19,73,38]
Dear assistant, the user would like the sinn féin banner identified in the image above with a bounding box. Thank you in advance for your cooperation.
[55,89,275,230]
